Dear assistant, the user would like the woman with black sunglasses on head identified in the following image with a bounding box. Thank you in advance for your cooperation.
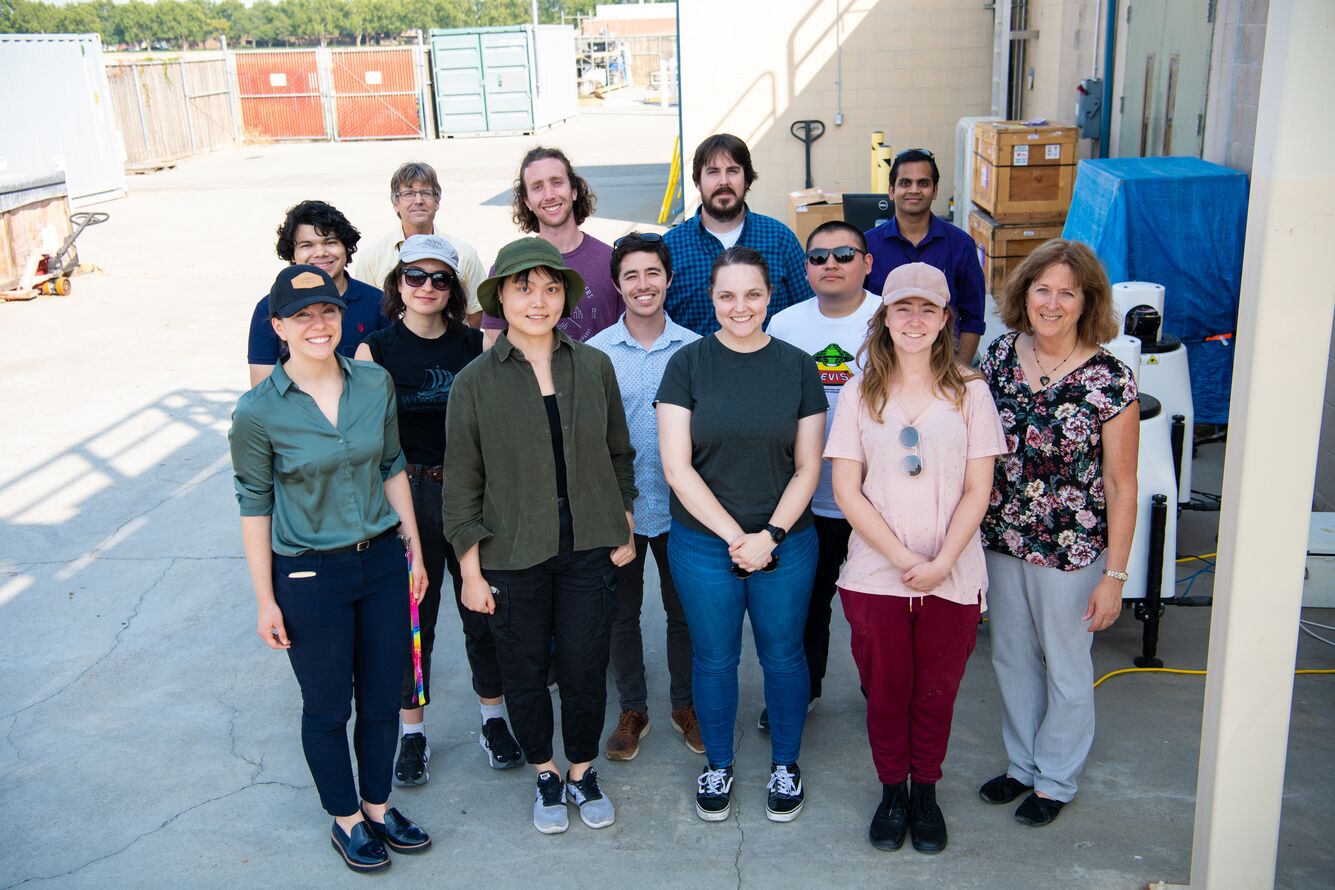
[657,246,827,824]
[825,263,1006,854]
[355,235,523,786]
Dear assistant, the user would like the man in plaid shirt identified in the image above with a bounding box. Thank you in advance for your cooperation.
[663,134,814,335]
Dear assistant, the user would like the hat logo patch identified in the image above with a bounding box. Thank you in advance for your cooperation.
[291,271,325,289]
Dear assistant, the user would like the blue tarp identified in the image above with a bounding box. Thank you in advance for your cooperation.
[1062,157,1248,424]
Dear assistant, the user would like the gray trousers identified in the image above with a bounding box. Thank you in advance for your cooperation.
[985,550,1104,802]
[610,532,693,713]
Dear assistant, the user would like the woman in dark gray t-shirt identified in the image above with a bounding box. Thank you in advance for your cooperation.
[656,246,827,825]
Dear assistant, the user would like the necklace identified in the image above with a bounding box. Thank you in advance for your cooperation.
[1032,338,1078,387]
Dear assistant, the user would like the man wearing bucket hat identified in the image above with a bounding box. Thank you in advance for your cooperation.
[444,237,638,836]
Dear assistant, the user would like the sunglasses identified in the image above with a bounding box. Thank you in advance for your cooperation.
[402,267,455,290]
[900,425,923,477]
[806,246,866,266]
[895,147,935,160]
[614,232,665,247]
[730,553,781,580]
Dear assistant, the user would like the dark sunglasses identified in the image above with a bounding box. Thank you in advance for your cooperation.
[900,425,923,477]
[730,553,781,580]
[807,246,866,266]
[614,232,665,247]
[402,267,455,290]
[895,147,935,160]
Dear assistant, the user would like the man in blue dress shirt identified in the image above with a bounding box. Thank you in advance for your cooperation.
[588,233,703,762]
[663,134,814,336]
[864,148,986,361]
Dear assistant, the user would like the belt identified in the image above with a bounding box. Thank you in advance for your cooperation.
[407,463,444,482]
[311,525,400,556]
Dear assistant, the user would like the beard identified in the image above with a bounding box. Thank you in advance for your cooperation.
[704,187,745,222]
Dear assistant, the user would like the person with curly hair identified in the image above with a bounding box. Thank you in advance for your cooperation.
[247,200,389,386]
[481,147,623,346]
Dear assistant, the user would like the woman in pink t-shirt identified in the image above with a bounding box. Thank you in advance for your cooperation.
[825,263,1006,855]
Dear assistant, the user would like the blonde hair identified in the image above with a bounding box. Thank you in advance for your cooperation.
[857,303,977,422]
[996,238,1119,345]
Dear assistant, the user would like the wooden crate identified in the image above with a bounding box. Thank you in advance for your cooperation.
[968,207,1065,294]
[971,120,1078,221]
[1,195,72,290]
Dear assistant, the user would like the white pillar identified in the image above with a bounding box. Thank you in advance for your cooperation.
[1167,1,1335,887]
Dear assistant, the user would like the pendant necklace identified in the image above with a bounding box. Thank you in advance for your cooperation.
[1033,339,1077,387]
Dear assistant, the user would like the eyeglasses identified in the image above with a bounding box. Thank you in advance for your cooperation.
[614,232,664,247]
[806,246,866,266]
[730,553,781,580]
[894,148,935,160]
[403,267,455,290]
[900,425,923,477]
[395,189,439,201]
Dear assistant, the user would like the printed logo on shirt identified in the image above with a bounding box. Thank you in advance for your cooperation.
[813,343,855,386]
[403,366,454,410]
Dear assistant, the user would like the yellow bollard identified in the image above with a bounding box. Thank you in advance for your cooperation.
[874,143,894,195]
[658,136,682,225]
[870,131,884,192]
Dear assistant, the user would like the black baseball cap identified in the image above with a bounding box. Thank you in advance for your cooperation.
[268,264,347,318]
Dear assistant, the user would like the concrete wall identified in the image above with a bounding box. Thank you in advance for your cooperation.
[1202,0,1268,175]
[677,0,994,219]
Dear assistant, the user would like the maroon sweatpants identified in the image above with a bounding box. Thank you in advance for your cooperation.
[839,588,980,785]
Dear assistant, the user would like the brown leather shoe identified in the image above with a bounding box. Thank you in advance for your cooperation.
[671,705,706,755]
[605,709,650,761]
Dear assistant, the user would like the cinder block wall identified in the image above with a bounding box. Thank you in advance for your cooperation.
[677,0,994,219]
[1203,0,1268,175]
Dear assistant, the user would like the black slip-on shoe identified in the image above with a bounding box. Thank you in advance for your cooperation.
[979,774,1032,804]
[330,821,390,872]
[361,806,431,853]
[1014,793,1066,826]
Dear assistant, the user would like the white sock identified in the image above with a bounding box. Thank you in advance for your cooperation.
[479,702,505,722]
[402,721,425,736]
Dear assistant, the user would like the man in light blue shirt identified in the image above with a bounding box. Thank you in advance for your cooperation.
[588,233,702,761]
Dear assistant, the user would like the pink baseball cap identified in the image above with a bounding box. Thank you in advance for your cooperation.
[881,262,950,309]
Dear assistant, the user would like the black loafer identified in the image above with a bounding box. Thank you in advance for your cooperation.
[330,821,390,872]
[979,774,1032,804]
[361,806,431,853]
[1014,793,1066,826]
[869,782,908,851]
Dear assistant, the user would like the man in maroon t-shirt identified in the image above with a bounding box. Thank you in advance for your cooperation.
[481,147,624,347]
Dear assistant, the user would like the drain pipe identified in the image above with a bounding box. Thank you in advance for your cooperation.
[1098,0,1118,157]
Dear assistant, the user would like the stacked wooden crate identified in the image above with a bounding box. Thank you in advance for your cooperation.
[968,121,1078,293]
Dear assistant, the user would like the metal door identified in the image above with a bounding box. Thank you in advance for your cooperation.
[481,31,534,131]
[432,33,489,134]
[331,47,422,140]
[1117,0,1214,157]
[235,50,327,140]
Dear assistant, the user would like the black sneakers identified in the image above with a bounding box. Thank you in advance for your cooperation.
[869,781,909,850]
[907,781,948,853]
[393,733,430,786]
[696,763,735,821]
[480,717,523,769]
[766,762,804,822]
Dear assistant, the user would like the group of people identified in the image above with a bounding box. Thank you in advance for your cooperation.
[228,134,1139,873]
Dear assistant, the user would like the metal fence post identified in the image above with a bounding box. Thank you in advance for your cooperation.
[319,45,338,141]
[415,30,428,139]
[224,46,244,143]
[130,63,151,161]
[178,60,198,154]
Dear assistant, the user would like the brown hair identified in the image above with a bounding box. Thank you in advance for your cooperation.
[389,162,440,200]
[691,133,758,190]
[381,261,466,328]
[996,239,1119,345]
[511,147,596,233]
[857,303,977,422]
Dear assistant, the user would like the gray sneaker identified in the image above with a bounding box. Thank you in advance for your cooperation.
[533,771,569,834]
[566,769,616,829]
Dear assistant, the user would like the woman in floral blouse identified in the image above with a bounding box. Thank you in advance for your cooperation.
[976,239,1138,827]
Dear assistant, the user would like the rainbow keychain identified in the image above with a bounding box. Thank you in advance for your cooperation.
[406,546,426,707]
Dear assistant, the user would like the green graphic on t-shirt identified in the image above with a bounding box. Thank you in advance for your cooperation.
[813,343,855,385]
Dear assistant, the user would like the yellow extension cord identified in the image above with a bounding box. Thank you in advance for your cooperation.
[1095,667,1335,689]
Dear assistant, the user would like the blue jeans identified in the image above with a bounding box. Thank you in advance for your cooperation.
[668,520,818,767]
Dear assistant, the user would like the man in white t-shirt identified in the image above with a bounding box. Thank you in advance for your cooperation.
[764,220,880,730]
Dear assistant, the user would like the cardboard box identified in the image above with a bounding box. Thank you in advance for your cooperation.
[971,121,1078,222]
[967,206,1065,294]
[788,188,843,246]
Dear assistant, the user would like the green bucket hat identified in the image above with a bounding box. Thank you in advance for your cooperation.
[477,237,586,319]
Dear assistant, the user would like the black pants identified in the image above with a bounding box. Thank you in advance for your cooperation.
[483,506,617,765]
[273,532,408,817]
[406,470,503,708]
[804,514,852,699]
[609,532,692,713]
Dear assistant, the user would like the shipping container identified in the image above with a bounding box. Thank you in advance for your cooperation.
[429,26,578,136]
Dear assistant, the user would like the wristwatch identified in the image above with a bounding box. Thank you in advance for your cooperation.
[765,524,788,545]
[1103,569,1130,582]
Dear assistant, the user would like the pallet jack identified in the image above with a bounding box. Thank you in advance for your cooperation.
[1,211,109,301]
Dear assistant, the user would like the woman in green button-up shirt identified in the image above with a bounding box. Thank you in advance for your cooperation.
[444,238,637,836]
[229,264,433,872]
